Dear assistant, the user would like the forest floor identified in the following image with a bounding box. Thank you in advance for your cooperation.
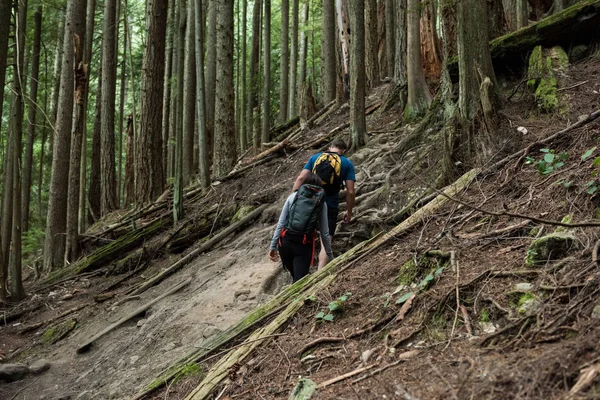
[1,55,599,400]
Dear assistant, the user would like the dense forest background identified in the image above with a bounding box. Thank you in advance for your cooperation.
[0,0,588,302]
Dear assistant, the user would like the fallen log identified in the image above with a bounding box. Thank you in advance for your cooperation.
[271,116,301,142]
[449,0,600,77]
[44,216,172,285]
[242,139,296,165]
[76,277,192,354]
[132,168,480,400]
[18,304,88,334]
[126,204,269,298]
[216,154,279,183]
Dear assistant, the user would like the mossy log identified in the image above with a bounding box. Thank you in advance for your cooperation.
[44,216,171,285]
[449,0,600,77]
[132,168,480,400]
[271,116,301,142]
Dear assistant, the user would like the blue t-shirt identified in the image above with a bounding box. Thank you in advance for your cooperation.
[304,153,356,210]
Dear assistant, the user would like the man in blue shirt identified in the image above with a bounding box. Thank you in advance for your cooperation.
[292,139,356,268]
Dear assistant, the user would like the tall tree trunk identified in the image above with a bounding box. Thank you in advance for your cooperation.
[173,0,185,221]
[288,0,299,117]
[88,65,102,225]
[206,0,217,158]
[365,0,379,88]
[394,0,407,86]
[488,0,508,39]
[44,0,87,272]
[420,0,442,82]
[6,0,28,300]
[321,0,336,103]
[336,0,350,99]
[135,0,168,204]
[123,115,134,204]
[183,0,196,185]
[504,0,528,30]
[261,0,271,145]
[118,4,128,204]
[162,1,174,182]
[49,15,65,152]
[385,0,395,78]
[79,0,97,233]
[101,0,118,215]
[213,0,236,176]
[0,0,13,129]
[195,0,209,188]
[240,0,248,150]
[23,7,42,233]
[168,2,180,179]
[279,0,289,122]
[66,34,88,263]
[405,0,432,118]
[249,0,262,149]
[348,0,367,151]
[298,2,309,93]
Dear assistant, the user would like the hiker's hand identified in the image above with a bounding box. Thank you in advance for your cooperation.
[268,249,279,262]
[343,211,352,224]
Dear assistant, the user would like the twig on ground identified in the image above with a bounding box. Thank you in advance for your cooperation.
[557,80,589,92]
[351,350,419,384]
[317,364,377,389]
[593,239,600,266]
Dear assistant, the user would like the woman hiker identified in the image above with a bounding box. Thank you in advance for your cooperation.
[268,173,334,282]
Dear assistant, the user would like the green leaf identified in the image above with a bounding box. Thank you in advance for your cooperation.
[586,180,596,187]
[306,295,317,302]
[544,153,555,164]
[558,152,569,161]
[323,314,335,322]
[525,157,535,165]
[582,147,597,161]
[594,157,600,167]
[328,302,341,312]
[588,186,598,195]
[540,148,550,153]
[339,295,348,302]
[554,162,565,169]
[395,292,414,305]
[542,166,554,175]
[315,311,325,319]
[561,180,573,188]
[419,274,435,287]
[434,267,445,276]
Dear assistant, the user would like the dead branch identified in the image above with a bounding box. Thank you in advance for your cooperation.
[317,364,377,389]
[593,239,600,266]
[77,277,192,353]
[18,304,88,334]
[351,350,420,384]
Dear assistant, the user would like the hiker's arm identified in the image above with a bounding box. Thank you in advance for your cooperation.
[270,196,292,252]
[344,180,355,223]
[319,204,334,261]
[292,169,311,191]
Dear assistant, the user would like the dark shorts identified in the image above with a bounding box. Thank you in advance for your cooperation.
[328,207,339,237]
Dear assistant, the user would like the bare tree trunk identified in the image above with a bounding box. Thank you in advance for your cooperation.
[23,7,42,233]
[261,0,271,145]
[183,0,196,185]
[173,0,185,221]
[288,0,299,117]
[394,0,407,86]
[385,0,395,78]
[195,0,209,188]
[488,0,508,39]
[66,35,88,263]
[298,2,309,92]
[123,115,134,205]
[44,0,87,271]
[88,65,102,225]
[79,0,97,234]
[213,0,237,176]
[100,0,118,215]
[168,2,180,179]
[135,0,168,204]
[365,0,379,88]
[279,0,289,123]
[348,0,367,151]
[206,0,217,158]
[321,0,336,103]
[248,0,261,148]
[240,0,248,150]
[118,3,128,205]
[48,15,65,153]
[0,0,12,129]
[336,0,350,98]
[405,0,432,119]
[420,0,442,82]
[162,1,174,181]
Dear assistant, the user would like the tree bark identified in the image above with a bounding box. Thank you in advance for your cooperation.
[248,0,261,148]
[321,0,336,103]
[206,0,218,158]
[196,0,209,188]
[168,2,180,179]
[213,0,237,176]
[336,0,350,97]
[66,34,88,263]
[405,0,432,118]
[23,7,42,233]
[349,0,367,151]
[385,0,395,78]
[279,0,290,123]
[117,3,128,205]
[44,0,88,271]
[174,0,187,223]
[419,0,442,82]
[124,115,135,205]
[88,65,102,225]
[101,0,118,215]
[262,0,271,145]
[135,0,168,204]
[365,0,380,88]
[298,2,309,92]
[239,0,248,150]
[0,0,13,128]
[288,0,299,117]
[183,0,196,185]
[394,0,407,85]
[162,1,174,182]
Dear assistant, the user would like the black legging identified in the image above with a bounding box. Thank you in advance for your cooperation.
[278,235,315,282]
